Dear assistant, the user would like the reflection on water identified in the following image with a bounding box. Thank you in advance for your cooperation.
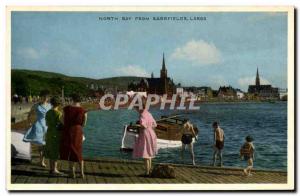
[83,102,287,171]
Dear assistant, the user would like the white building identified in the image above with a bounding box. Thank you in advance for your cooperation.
[176,87,184,95]
[236,90,245,99]
[279,88,287,99]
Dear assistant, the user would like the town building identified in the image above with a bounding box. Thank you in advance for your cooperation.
[128,54,176,95]
[248,68,279,98]
[279,88,288,100]
[218,86,237,99]
[197,87,213,99]
[236,89,245,99]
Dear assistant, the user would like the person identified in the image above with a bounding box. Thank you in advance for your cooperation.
[23,90,51,167]
[240,135,255,176]
[45,96,63,175]
[60,93,87,179]
[132,99,158,176]
[212,121,224,167]
[180,119,197,165]
[13,94,18,104]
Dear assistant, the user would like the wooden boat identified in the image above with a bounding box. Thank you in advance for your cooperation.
[120,115,199,151]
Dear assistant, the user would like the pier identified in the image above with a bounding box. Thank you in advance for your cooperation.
[11,146,287,184]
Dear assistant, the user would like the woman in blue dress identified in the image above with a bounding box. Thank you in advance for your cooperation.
[23,90,51,167]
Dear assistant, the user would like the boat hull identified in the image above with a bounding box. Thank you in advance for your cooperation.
[120,125,195,151]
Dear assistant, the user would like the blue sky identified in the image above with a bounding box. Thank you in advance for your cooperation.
[11,12,287,91]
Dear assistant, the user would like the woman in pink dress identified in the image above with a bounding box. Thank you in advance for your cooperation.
[133,106,158,176]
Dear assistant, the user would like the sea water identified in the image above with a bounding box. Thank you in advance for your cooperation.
[83,102,287,171]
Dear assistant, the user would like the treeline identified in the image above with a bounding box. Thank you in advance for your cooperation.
[12,70,90,97]
[11,69,143,97]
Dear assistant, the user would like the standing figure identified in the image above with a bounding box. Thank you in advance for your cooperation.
[45,96,63,175]
[240,135,255,176]
[212,121,224,167]
[23,90,51,167]
[133,104,158,176]
[181,120,197,165]
[60,94,87,179]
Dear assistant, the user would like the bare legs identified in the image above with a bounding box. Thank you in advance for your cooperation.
[144,158,152,175]
[69,162,76,178]
[69,161,85,179]
[39,146,46,167]
[80,161,85,179]
[181,143,185,160]
[212,149,223,167]
[188,144,195,165]
[49,160,62,174]
[243,158,253,176]
[181,143,195,165]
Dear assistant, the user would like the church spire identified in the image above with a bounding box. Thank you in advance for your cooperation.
[256,67,260,86]
[162,53,166,71]
[160,53,167,79]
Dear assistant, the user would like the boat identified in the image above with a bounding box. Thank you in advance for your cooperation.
[120,115,199,151]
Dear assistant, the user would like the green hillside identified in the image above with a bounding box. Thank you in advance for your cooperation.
[11,69,143,97]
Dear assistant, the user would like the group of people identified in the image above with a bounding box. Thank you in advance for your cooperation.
[23,90,87,178]
[212,122,256,176]
[127,100,255,177]
[178,120,255,176]
[22,90,255,178]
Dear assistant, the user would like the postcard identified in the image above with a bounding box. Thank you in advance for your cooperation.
[6,6,295,191]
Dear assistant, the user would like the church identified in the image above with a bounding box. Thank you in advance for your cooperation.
[248,68,279,98]
[128,54,176,95]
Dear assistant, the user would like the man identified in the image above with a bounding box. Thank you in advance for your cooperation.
[181,120,197,165]
[212,121,224,167]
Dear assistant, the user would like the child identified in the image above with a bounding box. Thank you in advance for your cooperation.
[240,135,255,176]
[212,122,224,167]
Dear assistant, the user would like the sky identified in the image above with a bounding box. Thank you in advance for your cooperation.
[11,12,288,91]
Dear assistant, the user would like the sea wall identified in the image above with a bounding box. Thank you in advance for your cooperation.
[11,103,33,123]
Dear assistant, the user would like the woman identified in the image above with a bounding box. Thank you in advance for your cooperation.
[60,93,87,179]
[45,96,63,174]
[132,100,158,176]
[23,90,51,167]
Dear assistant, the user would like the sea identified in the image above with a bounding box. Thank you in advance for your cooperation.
[83,102,287,171]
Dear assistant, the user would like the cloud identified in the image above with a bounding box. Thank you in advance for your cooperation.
[17,47,40,60]
[171,40,222,65]
[238,76,271,90]
[114,65,149,77]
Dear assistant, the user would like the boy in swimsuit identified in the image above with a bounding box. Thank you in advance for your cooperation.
[240,135,255,176]
[212,122,224,167]
[181,120,197,165]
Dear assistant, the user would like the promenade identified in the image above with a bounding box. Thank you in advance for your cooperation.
[11,152,287,184]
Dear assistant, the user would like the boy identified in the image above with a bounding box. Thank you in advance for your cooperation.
[181,120,197,165]
[212,122,224,167]
[240,135,255,176]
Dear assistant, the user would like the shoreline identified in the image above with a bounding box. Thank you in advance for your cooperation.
[11,100,286,130]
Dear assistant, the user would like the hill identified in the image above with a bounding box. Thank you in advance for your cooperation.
[11,69,143,97]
